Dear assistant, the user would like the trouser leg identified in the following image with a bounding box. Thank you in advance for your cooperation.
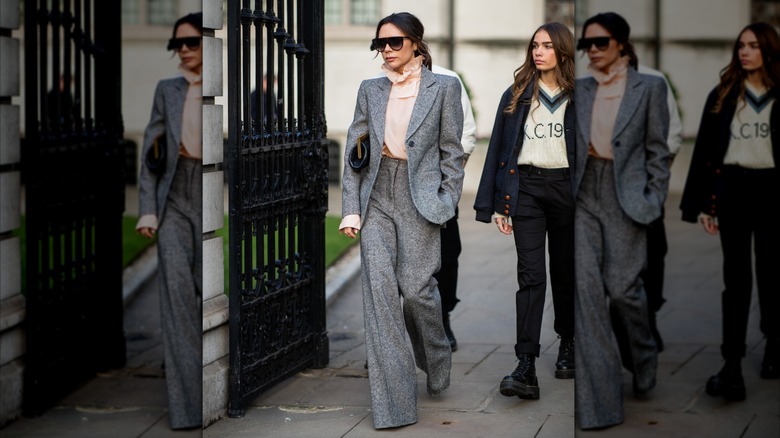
[156,157,202,429]
[511,205,547,357]
[435,211,461,316]
[360,158,450,429]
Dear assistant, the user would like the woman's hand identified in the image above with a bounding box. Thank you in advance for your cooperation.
[699,214,719,235]
[495,217,513,235]
[137,227,156,239]
[340,227,359,239]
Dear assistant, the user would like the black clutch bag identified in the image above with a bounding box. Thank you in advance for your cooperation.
[144,133,166,175]
[348,133,370,171]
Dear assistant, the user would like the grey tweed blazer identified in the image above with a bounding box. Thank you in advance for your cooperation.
[138,76,187,222]
[574,68,671,225]
[341,67,465,226]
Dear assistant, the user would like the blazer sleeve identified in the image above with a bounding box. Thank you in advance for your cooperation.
[340,80,370,219]
[643,77,672,214]
[474,89,511,223]
[137,81,167,218]
[680,87,720,223]
[437,76,465,211]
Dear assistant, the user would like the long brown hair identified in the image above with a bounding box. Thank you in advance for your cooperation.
[713,22,780,113]
[505,22,575,114]
[374,12,432,70]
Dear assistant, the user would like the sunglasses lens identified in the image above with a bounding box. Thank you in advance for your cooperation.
[577,37,611,51]
[388,37,404,50]
[371,37,406,51]
[168,37,201,51]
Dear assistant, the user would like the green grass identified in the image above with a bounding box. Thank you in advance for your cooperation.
[13,214,356,295]
[14,215,157,293]
[214,215,358,293]
[121,216,158,266]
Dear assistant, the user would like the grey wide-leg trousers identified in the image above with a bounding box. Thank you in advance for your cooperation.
[157,156,203,429]
[574,157,657,430]
[360,157,452,429]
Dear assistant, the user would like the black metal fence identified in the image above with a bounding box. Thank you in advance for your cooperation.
[226,0,329,417]
[22,0,125,416]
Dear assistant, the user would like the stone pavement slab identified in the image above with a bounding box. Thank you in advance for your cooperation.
[204,189,575,438]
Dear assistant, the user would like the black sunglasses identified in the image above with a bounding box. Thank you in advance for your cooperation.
[167,37,201,51]
[370,36,411,52]
[576,37,612,51]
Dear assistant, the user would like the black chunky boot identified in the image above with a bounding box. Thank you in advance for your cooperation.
[706,359,746,401]
[761,338,779,379]
[443,314,457,352]
[499,353,540,399]
[555,336,575,379]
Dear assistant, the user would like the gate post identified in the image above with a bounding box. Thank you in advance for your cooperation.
[302,0,329,369]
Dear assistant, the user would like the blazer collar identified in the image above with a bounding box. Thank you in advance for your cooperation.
[575,77,597,146]
[612,68,644,140]
[406,68,439,140]
[576,69,646,143]
[367,67,440,143]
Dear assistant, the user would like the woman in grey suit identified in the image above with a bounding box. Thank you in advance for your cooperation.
[339,12,464,430]
[573,12,670,430]
[135,12,203,430]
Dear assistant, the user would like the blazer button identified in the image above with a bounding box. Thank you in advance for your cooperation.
[509,169,515,175]
[500,161,506,167]
[504,195,511,201]
[504,204,510,209]
[504,209,510,215]
[408,141,415,147]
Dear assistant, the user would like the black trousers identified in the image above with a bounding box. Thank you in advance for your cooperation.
[718,166,779,359]
[434,208,461,316]
[511,165,575,357]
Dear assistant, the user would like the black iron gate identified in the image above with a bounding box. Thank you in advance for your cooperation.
[22,0,125,416]
[226,0,329,417]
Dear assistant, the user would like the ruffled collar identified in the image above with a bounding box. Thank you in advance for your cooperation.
[178,63,202,84]
[382,55,423,86]
[588,56,629,85]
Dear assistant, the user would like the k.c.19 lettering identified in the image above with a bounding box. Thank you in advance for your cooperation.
[525,122,564,140]
[731,122,770,140]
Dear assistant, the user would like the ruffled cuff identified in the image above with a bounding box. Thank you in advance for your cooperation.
[136,214,159,231]
[339,214,361,231]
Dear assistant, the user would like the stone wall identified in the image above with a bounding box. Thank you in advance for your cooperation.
[0,0,24,427]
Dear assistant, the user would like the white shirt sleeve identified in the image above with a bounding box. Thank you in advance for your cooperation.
[432,65,477,156]
[637,65,683,156]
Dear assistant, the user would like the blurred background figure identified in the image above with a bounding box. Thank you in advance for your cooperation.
[680,21,780,401]
[573,11,670,430]
[135,12,204,430]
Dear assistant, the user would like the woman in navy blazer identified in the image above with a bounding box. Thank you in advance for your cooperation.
[474,22,576,401]
[681,22,780,400]
[135,12,203,430]
[339,12,464,429]
[573,12,670,430]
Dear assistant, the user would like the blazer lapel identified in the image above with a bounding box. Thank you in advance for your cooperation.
[406,68,439,141]
[169,77,188,149]
[576,77,596,149]
[368,78,390,146]
[612,68,643,140]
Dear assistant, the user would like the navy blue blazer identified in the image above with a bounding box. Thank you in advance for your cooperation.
[474,84,575,223]
[680,85,780,223]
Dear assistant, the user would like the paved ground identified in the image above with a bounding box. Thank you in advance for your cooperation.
[2,141,778,437]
